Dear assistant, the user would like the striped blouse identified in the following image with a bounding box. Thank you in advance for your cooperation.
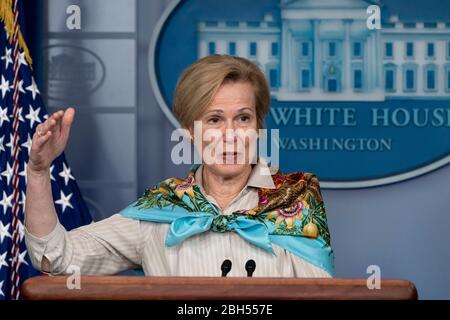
[24,162,331,278]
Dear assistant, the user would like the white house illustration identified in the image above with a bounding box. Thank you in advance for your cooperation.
[197,0,450,101]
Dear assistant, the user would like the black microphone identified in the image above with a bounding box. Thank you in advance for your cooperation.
[245,259,256,277]
[221,259,232,277]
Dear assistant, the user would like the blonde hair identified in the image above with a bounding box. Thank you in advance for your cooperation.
[173,54,270,129]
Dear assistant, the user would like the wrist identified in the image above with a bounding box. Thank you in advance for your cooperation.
[27,166,50,179]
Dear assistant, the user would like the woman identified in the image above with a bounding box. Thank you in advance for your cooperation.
[25,55,334,277]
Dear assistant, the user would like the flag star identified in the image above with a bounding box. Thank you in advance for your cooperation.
[5,134,19,152]
[59,163,75,186]
[0,75,10,99]
[0,221,12,244]
[9,106,25,123]
[25,77,40,100]
[0,280,4,297]
[18,106,25,122]
[1,161,13,185]
[43,114,49,120]
[0,106,10,127]
[10,79,26,94]
[17,220,25,242]
[50,165,56,181]
[19,52,28,67]
[25,105,41,128]
[19,191,26,211]
[0,191,13,215]
[5,133,12,150]
[21,134,32,155]
[17,250,29,267]
[19,162,28,184]
[55,191,73,213]
[0,251,8,271]
[0,135,5,153]
[1,48,12,70]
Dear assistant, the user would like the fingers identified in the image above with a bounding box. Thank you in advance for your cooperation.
[32,109,67,148]
[46,110,64,133]
[32,126,52,150]
[34,108,75,148]
[35,109,66,136]
[29,108,73,171]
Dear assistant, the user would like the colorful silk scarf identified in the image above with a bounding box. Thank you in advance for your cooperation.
[120,165,334,275]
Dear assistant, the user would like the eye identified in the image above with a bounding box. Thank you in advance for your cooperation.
[207,117,220,124]
[239,114,251,122]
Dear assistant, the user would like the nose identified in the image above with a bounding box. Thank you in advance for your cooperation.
[223,121,238,144]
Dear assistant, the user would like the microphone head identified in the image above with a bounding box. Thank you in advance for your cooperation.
[245,259,256,277]
[221,259,232,277]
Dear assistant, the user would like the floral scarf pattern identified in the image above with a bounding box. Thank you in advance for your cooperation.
[120,165,334,275]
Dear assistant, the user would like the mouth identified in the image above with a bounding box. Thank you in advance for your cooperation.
[222,151,239,157]
[221,152,242,163]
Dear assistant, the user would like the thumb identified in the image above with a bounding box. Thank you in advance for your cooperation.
[60,107,75,142]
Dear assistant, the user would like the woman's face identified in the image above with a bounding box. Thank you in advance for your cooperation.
[191,81,258,179]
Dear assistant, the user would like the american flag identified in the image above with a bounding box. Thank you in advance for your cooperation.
[0,1,92,300]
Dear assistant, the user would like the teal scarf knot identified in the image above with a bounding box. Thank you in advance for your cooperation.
[119,168,335,276]
[121,206,275,254]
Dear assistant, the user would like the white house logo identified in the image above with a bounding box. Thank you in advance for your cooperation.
[149,0,450,188]
[44,45,106,101]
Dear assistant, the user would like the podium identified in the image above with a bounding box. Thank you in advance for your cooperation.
[22,276,418,300]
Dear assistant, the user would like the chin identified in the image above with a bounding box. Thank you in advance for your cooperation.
[206,163,251,178]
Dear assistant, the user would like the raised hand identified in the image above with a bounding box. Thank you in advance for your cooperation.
[28,107,75,174]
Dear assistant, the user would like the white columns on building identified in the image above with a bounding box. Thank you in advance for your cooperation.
[281,20,288,91]
[366,31,375,90]
[287,28,293,91]
[375,30,381,89]
[364,34,370,90]
[366,32,372,90]
[313,19,321,92]
[370,32,377,89]
[343,19,352,92]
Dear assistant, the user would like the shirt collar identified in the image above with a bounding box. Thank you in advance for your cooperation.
[194,159,277,191]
